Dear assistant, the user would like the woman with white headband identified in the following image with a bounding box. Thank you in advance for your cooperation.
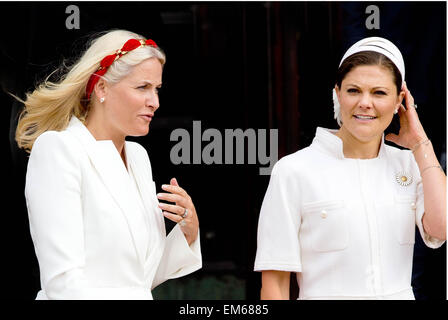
[254,37,446,299]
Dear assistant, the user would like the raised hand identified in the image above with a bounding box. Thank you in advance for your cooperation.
[385,82,428,149]
[157,178,199,245]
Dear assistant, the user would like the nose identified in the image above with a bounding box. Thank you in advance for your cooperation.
[146,91,160,111]
[358,92,373,110]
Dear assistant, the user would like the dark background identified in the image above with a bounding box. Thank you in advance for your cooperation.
[0,1,445,300]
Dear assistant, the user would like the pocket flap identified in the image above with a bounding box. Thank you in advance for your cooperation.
[302,200,345,214]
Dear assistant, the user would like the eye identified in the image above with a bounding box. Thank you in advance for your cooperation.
[374,90,387,95]
[347,88,358,93]
[137,84,148,90]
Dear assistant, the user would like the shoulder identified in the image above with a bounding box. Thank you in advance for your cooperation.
[271,146,315,176]
[384,143,409,156]
[384,144,420,173]
[384,144,414,163]
[32,129,81,156]
[27,130,83,177]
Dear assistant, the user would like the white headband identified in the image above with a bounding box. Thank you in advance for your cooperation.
[333,37,405,126]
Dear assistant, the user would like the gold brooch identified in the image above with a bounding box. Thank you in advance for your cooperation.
[395,171,413,186]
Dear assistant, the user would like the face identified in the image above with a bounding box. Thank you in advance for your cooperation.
[335,65,405,143]
[101,57,163,138]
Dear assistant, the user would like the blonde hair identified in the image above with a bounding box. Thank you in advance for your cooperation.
[15,29,166,153]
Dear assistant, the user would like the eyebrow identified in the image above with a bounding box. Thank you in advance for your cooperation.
[140,80,162,87]
[346,84,389,90]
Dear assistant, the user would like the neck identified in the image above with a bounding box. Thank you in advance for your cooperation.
[334,126,382,159]
[84,113,126,163]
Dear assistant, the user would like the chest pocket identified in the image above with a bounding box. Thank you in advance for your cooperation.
[392,195,417,245]
[302,200,349,252]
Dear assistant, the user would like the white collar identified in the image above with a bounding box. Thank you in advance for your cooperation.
[67,115,117,146]
[312,127,387,160]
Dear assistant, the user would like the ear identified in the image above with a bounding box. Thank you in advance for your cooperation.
[334,84,341,100]
[93,78,107,101]
[396,87,405,108]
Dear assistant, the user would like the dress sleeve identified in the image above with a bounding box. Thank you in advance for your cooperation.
[254,159,302,272]
[414,170,445,249]
[151,226,202,289]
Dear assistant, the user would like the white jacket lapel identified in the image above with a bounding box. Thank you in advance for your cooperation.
[125,143,166,265]
[65,116,147,267]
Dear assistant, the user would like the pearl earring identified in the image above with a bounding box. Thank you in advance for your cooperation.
[394,108,398,114]
[100,97,105,103]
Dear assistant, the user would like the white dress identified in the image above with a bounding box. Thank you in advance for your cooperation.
[254,127,444,300]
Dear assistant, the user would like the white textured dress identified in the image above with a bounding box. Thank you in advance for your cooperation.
[254,127,444,299]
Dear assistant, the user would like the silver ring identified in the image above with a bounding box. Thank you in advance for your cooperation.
[179,219,186,227]
[182,208,188,219]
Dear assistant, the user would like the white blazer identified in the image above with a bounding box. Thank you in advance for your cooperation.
[25,116,202,300]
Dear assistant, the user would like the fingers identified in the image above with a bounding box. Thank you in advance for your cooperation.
[157,192,189,207]
[170,177,179,186]
[161,183,188,197]
[403,82,416,112]
[162,210,183,223]
[158,202,185,216]
[157,178,197,240]
[385,133,399,144]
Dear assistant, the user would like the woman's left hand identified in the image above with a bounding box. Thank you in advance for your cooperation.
[385,82,428,150]
[157,178,199,246]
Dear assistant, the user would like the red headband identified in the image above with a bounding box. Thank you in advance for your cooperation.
[85,38,158,100]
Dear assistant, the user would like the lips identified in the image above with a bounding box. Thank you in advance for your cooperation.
[353,114,377,120]
[139,114,154,121]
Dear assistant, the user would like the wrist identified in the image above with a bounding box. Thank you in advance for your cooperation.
[185,231,198,246]
[411,137,431,154]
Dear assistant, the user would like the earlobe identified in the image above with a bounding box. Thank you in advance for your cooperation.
[334,85,341,100]
[334,85,340,95]
[93,78,107,101]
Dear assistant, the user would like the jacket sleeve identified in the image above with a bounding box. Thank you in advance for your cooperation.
[25,131,91,299]
[254,158,303,272]
[151,225,202,289]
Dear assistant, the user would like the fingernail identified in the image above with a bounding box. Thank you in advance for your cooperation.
[162,184,169,189]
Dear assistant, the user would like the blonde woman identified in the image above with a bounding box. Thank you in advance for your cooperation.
[254,37,446,299]
[15,29,201,300]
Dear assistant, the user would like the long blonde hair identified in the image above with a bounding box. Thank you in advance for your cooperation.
[15,29,166,152]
